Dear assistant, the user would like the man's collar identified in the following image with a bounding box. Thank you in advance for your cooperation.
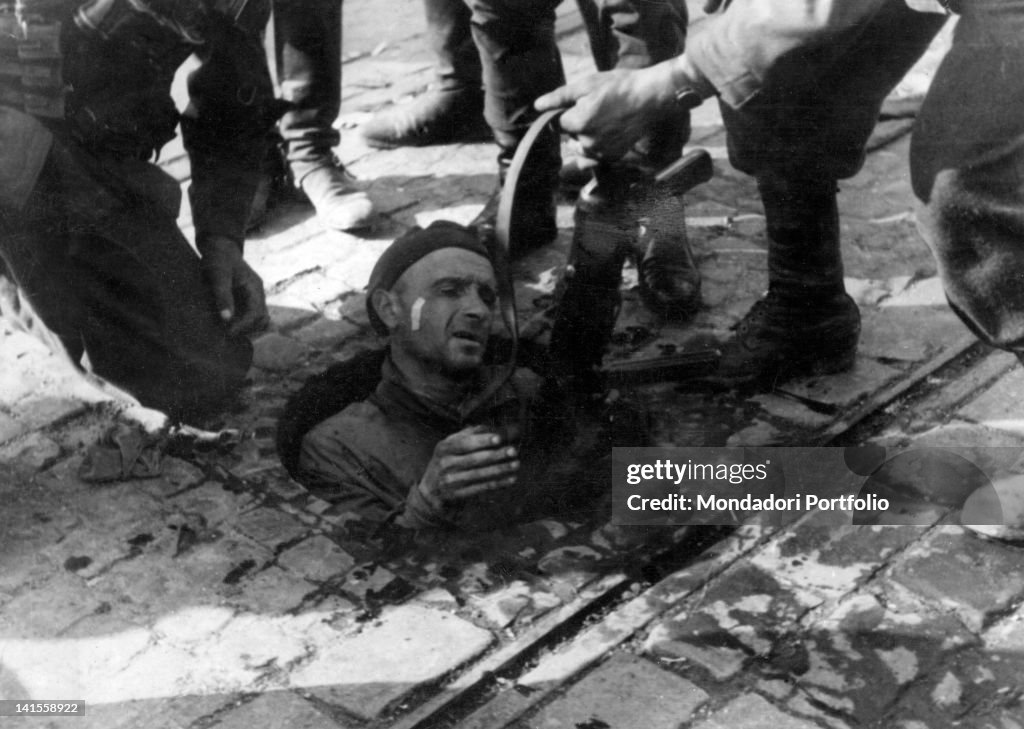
[378,356,518,427]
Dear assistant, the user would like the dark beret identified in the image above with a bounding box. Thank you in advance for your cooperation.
[366,220,490,335]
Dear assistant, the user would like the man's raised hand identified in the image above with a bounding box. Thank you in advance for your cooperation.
[417,425,520,510]
[535,63,681,161]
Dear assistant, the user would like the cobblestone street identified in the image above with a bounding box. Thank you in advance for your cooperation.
[1,2,1023,728]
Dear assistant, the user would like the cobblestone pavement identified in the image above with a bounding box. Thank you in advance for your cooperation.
[1,3,1022,728]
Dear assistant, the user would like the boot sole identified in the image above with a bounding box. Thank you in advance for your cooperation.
[687,347,858,393]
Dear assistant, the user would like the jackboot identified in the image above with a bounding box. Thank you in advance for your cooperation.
[361,0,487,148]
[546,172,634,390]
[700,176,860,390]
[590,164,701,320]
[631,168,701,319]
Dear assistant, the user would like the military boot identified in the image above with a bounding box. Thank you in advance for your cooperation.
[597,161,702,320]
[360,89,488,149]
[701,176,860,390]
[361,0,488,148]
[299,159,376,232]
[632,178,701,319]
[546,172,634,391]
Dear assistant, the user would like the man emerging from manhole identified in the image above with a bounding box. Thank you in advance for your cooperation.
[279,221,646,530]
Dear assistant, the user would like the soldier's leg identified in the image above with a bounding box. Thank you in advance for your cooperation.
[2,152,252,422]
[361,0,487,148]
[467,0,565,251]
[274,0,375,231]
[705,0,947,390]
[912,0,1024,354]
[914,0,1024,543]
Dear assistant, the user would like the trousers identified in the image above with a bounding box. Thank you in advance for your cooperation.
[273,0,343,182]
[0,143,252,421]
[463,0,686,150]
[721,0,1024,352]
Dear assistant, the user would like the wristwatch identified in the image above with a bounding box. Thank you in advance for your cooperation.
[668,55,712,110]
[674,86,704,111]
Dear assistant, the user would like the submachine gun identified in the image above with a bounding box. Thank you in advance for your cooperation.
[494,109,720,390]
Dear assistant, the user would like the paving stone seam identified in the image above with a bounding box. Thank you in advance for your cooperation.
[875,642,986,727]
[188,692,269,729]
[443,525,778,729]
[786,684,862,728]
[453,498,980,728]
[794,525,948,631]
[386,569,655,729]
[971,592,1024,636]
[266,267,329,298]
[190,461,353,546]
[387,590,624,727]
[515,651,703,729]
[876,518,1024,638]
[297,689,369,728]
[906,349,1019,427]
[794,599,980,725]
[809,331,980,445]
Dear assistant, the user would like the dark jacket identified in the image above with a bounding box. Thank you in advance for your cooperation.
[297,357,596,530]
[1,0,276,245]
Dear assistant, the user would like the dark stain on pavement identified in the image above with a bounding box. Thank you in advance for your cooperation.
[63,555,92,572]
[223,558,258,585]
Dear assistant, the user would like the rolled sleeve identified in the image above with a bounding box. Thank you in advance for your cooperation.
[686,0,889,108]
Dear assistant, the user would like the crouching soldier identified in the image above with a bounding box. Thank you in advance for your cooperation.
[286,221,644,530]
[0,0,278,420]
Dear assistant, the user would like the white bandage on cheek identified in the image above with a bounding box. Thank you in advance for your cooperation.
[410,297,426,331]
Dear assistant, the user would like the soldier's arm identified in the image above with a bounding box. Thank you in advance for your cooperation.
[683,0,891,109]
[537,0,889,158]
[182,9,275,250]
[182,12,276,334]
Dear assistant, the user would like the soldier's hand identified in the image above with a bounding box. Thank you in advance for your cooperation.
[200,236,269,336]
[535,62,681,161]
[417,425,520,510]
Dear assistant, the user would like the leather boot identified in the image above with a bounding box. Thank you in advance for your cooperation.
[361,0,487,148]
[360,89,489,149]
[546,173,634,391]
[298,159,376,232]
[629,164,701,319]
[585,164,702,320]
[700,175,860,390]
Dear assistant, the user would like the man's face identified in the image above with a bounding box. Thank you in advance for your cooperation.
[387,248,498,376]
